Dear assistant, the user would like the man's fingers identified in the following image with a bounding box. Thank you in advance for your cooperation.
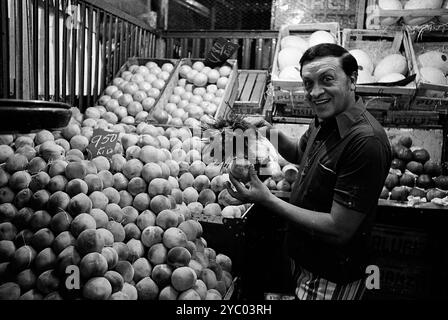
[225,182,242,200]
[249,165,261,184]
[228,173,246,193]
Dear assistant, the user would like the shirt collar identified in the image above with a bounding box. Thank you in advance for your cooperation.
[314,97,366,139]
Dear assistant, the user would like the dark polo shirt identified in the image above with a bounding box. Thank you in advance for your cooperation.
[287,98,391,284]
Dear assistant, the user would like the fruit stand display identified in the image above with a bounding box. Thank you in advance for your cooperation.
[2,0,448,302]
[0,57,245,301]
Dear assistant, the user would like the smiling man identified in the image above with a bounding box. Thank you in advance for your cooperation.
[226,43,391,300]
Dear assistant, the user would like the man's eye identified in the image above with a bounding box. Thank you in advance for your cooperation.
[323,76,333,82]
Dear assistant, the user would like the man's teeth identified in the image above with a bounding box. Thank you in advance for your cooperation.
[314,99,330,105]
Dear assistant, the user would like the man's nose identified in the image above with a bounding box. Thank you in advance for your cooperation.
[310,83,324,98]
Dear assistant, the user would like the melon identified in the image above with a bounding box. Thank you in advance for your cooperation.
[374,54,408,80]
[349,49,374,74]
[418,51,448,73]
[281,35,308,51]
[419,67,447,97]
[378,73,406,83]
[278,65,302,81]
[308,31,336,47]
[278,47,303,71]
[403,0,443,26]
[377,0,402,26]
[440,0,448,23]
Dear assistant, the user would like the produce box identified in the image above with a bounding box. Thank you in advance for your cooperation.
[364,0,448,30]
[97,57,180,119]
[271,22,341,104]
[193,205,254,277]
[232,70,268,115]
[152,58,239,125]
[406,30,448,112]
[342,28,417,111]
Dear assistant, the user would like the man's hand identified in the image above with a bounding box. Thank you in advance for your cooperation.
[225,165,272,204]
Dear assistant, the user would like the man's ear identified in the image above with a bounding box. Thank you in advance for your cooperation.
[350,71,358,90]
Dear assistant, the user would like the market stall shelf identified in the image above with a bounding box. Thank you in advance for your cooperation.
[342,28,416,111]
[406,29,448,112]
[365,0,448,30]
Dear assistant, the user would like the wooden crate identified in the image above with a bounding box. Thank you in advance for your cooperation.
[271,22,341,104]
[342,28,416,98]
[153,58,239,122]
[232,70,268,115]
[365,0,448,30]
[103,57,180,109]
[406,30,448,112]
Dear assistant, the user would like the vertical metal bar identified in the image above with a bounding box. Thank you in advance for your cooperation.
[150,33,155,57]
[142,31,147,57]
[137,27,142,56]
[70,2,78,107]
[100,11,108,98]
[106,13,113,86]
[62,0,68,102]
[192,38,200,58]
[15,0,23,99]
[78,1,86,111]
[112,17,119,78]
[93,9,101,103]
[132,26,138,57]
[270,38,277,68]
[31,0,38,99]
[44,0,49,100]
[124,23,130,61]
[54,0,60,101]
[0,0,7,97]
[242,38,252,70]
[86,5,93,108]
[255,38,263,70]
[119,20,125,69]
[167,38,174,58]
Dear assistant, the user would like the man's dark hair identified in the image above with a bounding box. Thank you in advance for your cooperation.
[299,43,358,77]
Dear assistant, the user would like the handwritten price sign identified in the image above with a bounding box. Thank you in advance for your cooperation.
[86,129,120,160]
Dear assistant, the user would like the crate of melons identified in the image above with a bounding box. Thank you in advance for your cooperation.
[93,58,180,127]
[365,0,448,30]
[342,28,417,111]
[271,22,341,105]
[406,30,448,112]
[146,58,239,128]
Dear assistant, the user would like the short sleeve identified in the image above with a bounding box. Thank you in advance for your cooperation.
[333,135,390,214]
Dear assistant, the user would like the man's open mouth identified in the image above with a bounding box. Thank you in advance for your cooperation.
[313,98,331,105]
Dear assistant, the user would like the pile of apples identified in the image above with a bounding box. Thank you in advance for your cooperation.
[149,61,234,127]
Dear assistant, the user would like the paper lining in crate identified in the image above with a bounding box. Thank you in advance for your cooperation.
[271,22,341,103]
[365,0,448,30]
[147,58,239,127]
[405,29,448,111]
[342,28,417,110]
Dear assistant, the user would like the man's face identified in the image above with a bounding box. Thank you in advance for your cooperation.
[301,56,355,120]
